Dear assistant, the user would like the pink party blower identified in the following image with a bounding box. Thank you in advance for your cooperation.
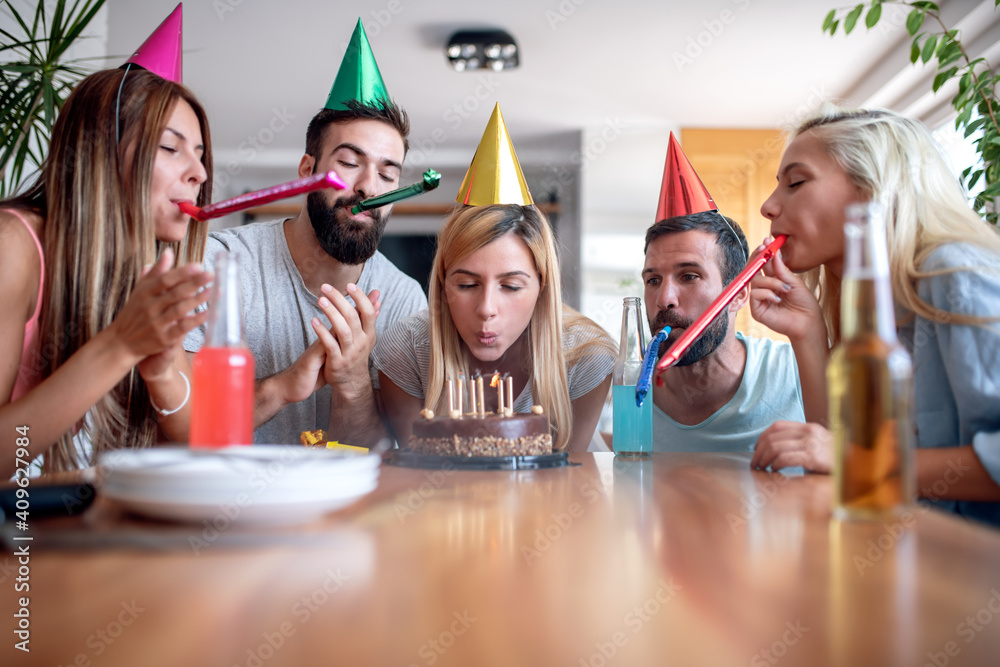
[178,171,347,221]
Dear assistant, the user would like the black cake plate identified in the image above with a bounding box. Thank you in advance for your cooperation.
[387,449,570,471]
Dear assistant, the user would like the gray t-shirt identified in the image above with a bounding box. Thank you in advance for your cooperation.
[371,310,615,411]
[184,219,427,444]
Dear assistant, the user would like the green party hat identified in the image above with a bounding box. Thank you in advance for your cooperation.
[324,19,391,111]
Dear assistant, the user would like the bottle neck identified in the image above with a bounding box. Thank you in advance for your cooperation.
[840,276,897,341]
[614,297,646,385]
[204,253,245,348]
[840,207,897,342]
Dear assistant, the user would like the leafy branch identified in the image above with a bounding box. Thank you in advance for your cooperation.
[823,0,1000,225]
[0,0,107,198]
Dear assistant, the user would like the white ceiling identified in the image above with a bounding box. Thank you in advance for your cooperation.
[91,0,999,255]
[102,0,988,169]
[31,0,992,308]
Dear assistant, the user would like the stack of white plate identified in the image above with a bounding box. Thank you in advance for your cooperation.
[98,446,380,525]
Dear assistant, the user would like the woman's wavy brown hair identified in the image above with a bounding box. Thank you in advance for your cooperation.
[5,68,213,470]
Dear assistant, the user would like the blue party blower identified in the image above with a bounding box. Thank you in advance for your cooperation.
[635,327,669,408]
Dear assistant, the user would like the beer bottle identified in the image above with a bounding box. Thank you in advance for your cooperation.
[828,203,915,519]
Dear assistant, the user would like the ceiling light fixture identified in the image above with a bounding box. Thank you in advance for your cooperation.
[446,29,519,72]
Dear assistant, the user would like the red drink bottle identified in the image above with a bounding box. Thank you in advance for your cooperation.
[190,252,255,447]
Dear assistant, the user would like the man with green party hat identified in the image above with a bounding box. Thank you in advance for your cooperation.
[185,20,426,448]
[637,133,806,460]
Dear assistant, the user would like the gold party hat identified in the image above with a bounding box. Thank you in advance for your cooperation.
[456,103,533,206]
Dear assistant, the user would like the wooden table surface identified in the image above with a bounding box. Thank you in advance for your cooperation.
[4,452,1000,667]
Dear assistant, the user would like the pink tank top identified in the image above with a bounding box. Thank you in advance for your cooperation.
[8,209,45,401]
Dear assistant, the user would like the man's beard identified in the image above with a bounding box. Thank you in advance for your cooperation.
[307,190,388,265]
[650,308,728,367]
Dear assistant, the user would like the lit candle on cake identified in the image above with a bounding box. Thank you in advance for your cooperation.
[457,372,464,417]
[447,375,455,414]
[491,371,503,415]
[504,374,514,417]
[467,373,477,415]
[476,371,485,417]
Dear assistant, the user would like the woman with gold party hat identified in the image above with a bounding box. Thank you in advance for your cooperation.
[371,104,616,452]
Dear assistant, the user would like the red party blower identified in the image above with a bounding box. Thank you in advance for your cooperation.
[655,234,787,378]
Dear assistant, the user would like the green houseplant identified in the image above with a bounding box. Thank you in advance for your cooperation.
[1,0,107,197]
[823,0,1000,224]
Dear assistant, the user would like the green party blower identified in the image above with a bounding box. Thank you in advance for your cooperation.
[351,169,441,214]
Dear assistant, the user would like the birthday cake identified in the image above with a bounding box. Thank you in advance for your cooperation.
[409,410,552,457]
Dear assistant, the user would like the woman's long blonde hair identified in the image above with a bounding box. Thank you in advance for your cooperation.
[792,105,1000,342]
[426,204,613,450]
[5,68,213,471]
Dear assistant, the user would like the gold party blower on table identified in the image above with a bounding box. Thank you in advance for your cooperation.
[299,429,368,453]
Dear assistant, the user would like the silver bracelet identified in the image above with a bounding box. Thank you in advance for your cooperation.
[150,369,191,417]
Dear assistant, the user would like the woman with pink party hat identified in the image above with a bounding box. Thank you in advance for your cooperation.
[371,104,617,452]
[0,5,216,476]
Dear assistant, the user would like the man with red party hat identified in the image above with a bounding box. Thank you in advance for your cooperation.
[638,133,804,456]
[184,20,426,447]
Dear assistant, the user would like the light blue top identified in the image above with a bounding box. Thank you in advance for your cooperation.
[653,332,805,454]
[898,242,1000,527]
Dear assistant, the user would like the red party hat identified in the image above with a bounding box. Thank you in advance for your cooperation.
[122,3,183,83]
[656,132,717,221]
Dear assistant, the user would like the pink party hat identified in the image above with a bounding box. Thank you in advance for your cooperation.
[122,3,183,83]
